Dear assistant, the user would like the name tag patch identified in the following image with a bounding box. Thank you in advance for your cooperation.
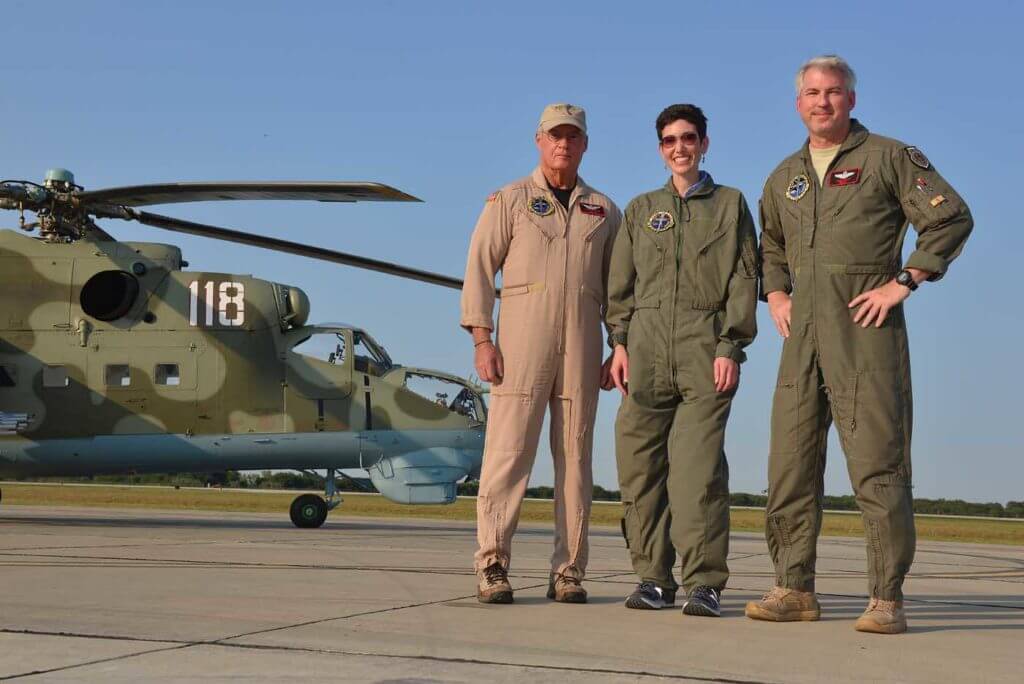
[828,168,861,187]
[579,202,605,217]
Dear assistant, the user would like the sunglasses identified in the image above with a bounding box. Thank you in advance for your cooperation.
[659,132,701,147]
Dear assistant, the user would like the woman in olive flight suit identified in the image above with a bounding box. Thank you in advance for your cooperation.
[605,104,758,617]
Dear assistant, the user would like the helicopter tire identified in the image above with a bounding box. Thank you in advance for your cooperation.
[290,494,328,528]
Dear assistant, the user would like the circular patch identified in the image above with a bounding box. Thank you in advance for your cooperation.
[786,174,810,201]
[646,211,675,232]
[529,196,554,216]
[905,146,931,170]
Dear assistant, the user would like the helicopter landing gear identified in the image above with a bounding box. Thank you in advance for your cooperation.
[289,469,343,528]
[290,494,327,528]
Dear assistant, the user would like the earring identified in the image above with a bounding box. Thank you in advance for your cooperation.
[701,154,706,163]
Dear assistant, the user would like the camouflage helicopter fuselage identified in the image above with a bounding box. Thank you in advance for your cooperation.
[0,228,486,506]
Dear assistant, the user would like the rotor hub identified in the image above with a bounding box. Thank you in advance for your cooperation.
[43,168,76,191]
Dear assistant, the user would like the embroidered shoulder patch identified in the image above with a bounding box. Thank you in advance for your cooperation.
[906,146,931,169]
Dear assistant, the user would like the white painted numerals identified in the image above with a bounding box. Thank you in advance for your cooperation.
[188,281,245,327]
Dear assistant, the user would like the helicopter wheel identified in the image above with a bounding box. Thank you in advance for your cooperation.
[290,494,328,528]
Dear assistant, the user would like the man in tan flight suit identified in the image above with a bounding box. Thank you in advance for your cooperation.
[746,55,973,634]
[461,103,621,604]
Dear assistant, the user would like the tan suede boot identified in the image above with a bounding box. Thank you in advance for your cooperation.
[477,562,513,604]
[855,598,907,634]
[745,586,821,621]
[547,572,587,604]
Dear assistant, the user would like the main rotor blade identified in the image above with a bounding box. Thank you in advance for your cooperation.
[127,209,464,291]
[78,181,421,207]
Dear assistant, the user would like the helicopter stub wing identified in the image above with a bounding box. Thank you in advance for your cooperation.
[126,209,465,291]
[77,181,421,207]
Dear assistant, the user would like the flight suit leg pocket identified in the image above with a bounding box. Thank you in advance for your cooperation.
[769,376,799,455]
[626,305,659,395]
[828,373,858,450]
[843,370,906,471]
[485,388,536,453]
[619,498,644,556]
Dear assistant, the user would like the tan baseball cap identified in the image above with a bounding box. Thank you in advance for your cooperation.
[538,103,587,134]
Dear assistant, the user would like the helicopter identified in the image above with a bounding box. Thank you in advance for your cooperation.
[0,168,487,528]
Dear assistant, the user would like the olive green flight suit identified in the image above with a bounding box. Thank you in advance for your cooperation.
[760,120,973,601]
[607,176,759,593]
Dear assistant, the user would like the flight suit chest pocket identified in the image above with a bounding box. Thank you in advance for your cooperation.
[690,214,735,309]
[505,208,555,287]
[829,173,875,218]
[633,224,668,302]
[578,215,609,294]
[827,174,900,263]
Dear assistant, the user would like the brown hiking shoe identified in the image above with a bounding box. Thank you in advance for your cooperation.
[547,572,587,604]
[477,562,513,604]
[745,586,821,622]
[855,598,906,634]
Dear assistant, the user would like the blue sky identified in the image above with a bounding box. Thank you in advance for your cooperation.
[3,2,1020,502]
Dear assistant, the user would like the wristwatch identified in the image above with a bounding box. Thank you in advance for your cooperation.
[895,269,918,292]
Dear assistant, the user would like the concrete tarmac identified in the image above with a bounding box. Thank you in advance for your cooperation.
[0,505,1021,682]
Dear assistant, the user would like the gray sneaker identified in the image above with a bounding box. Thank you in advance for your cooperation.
[682,586,722,617]
[625,582,676,610]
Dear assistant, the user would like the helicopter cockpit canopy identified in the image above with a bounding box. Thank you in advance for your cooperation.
[290,323,393,376]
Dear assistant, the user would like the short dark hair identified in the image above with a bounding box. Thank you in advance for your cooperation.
[656,104,707,141]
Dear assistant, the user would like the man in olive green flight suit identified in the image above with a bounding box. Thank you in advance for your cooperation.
[746,55,973,634]
[606,104,759,613]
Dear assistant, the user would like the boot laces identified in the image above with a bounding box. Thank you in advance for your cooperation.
[482,563,506,586]
[762,586,791,602]
[873,598,898,615]
[556,573,581,587]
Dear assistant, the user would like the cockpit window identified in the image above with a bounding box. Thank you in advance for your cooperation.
[403,372,485,423]
[353,331,392,375]
[293,332,347,365]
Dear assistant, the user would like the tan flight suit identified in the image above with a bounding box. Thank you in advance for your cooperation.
[760,120,973,601]
[607,176,759,593]
[461,167,621,580]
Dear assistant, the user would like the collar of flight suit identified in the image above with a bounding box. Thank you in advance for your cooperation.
[529,166,594,208]
[661,170,715,200]
[655,172,727,252]
[527,166,605,240]
[798,119,871,168]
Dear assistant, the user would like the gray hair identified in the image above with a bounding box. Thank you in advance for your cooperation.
[795,55,857,93]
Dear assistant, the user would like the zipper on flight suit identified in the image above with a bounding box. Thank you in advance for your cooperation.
[553,190,581,355]
[807,150,845,371]
[669,194,684,385]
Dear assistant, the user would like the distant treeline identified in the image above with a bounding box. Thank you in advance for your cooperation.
[16,472,1023,519]
[459,483,1024,519]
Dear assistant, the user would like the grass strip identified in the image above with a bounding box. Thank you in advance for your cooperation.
[1,483,1021,546]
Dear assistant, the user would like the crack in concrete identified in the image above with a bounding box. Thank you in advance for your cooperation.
[0,628,773,683]
[0,642,193,681]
